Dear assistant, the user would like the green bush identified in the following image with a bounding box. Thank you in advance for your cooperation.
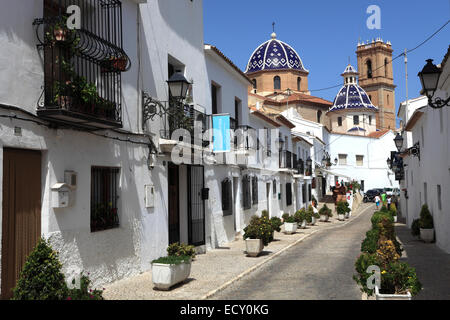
[419,204,434,229]
[371,211,394,229]
[361,229,379,254]
[353,252,380,296]
[270,217,283,232]
[282,213,290,221]
[336,201,350,216]
[167,242,196,259]
[389,203,397,216]
[411,219,420,236]
[294,209,307,224]
[319,204,333,217]
[152,255,191,265]
[284,215,296,223]
[261,210,269,219]
[67,272,104,300]
[12,238,68,300]
[381,261,422,296]
[243,215,274,246]
[308,205,320,219]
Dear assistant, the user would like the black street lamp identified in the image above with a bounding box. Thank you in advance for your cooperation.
[418,59,450,108]
[394,133,404,152]
[167,72,191,101]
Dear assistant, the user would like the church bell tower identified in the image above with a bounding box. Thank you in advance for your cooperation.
[356,38,396,130]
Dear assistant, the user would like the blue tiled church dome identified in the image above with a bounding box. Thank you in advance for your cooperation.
[328,64,377,112]
[245,33,307,74]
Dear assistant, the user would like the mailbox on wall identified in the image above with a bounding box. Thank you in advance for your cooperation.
[51,183,71,208]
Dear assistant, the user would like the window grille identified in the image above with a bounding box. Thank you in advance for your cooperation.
[91,167,120,232]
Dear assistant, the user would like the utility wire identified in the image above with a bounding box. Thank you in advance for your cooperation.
[307,19,450,93]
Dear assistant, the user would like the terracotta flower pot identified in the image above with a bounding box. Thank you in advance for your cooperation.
[54,28,67,42]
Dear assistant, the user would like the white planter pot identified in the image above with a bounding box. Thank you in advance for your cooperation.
[338,214,345,221]
[152,260,192,290]
[245,238,264,257]
[301,220,307,229]
[420,228,434,243]
[375,286,412,300]
[311,216,316,225]
[393,215,398,223]
[320,214,327,222]
[284,222,297,234]
[325,215,330,222]
[345,212,349,219]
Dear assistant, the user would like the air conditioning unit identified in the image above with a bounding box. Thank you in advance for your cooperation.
[64,171,77,189]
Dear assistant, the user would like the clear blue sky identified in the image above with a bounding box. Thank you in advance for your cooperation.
[203,0,450,127]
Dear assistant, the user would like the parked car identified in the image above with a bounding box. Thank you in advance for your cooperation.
[363,189,379,203]
[384,187,394,196]
[393,188,400,197]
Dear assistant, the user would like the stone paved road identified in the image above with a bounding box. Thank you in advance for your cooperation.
[211,203,375,300]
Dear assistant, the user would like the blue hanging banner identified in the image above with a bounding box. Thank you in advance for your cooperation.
[212,114,231,153]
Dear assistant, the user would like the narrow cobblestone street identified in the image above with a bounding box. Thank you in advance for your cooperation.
[211,203,375,300]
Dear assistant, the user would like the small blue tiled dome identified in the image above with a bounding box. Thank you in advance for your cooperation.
[328,64,378,113]
[245,33,307,74]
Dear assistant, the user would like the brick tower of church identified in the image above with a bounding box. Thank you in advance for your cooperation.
[356,39,396,130]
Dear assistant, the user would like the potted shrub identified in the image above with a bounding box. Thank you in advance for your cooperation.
[270,216,283,233]
[419,204,434,243]
[389,203,398,223]
[283,215,297,234]
[281,212,290,222]
[151,256,192,290]
[319,204,332,222]
[336,201,349,221]
[308,205,319,226]
[294,209,308,229]
[243,215,274,257]
[152,242,196,290]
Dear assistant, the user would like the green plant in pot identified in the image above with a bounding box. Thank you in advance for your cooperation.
[294,208,308,229]
[282,213,290,222]
[418,204,434,243]
[243,215,274,256]
[411,219,420,237]
[319,204,332,222]
[270,216,283,233]
[336,201,350,220]
[283,215,297,234]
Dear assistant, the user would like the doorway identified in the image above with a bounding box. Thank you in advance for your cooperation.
[266,183,271,217]
[233,177,239,232]
[1,148,42,299]
[168,162,180,244]
[187,165,205,246]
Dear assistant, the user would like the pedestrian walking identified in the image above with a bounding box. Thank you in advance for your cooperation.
[381,192,387,204]
[374,194,381,209]
[387,197,392,206]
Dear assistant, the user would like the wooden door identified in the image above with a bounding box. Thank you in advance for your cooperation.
[1,148,41,299]
[168,163,180,244]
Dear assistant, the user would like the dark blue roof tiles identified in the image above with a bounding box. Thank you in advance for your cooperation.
[246,38,307,73]
[348,127,366,132]
[328,83,378,112]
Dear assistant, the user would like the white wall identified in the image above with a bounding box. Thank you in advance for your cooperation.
[328,131,399,192]
[400,56,450,252]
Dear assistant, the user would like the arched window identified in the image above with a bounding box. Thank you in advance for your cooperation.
[274,76,281,90]
[366,59,373,79]
[252,79,257,90]
[384,58,388,78]
[297,77,301,91]
[317,110,322,123]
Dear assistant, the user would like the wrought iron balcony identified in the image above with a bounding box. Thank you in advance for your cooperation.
[295,158,305,175]
[235,125,256,151]
[34,0,128,129]
[279,150,293,169]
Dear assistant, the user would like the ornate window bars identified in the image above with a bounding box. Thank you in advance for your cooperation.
[34,0,130,128]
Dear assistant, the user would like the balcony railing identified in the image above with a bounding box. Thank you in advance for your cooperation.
[162,103,210,147]
[295,158,305,175]
[279,150,293,169]
[235,125,256,151]
[34,0,128,129]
